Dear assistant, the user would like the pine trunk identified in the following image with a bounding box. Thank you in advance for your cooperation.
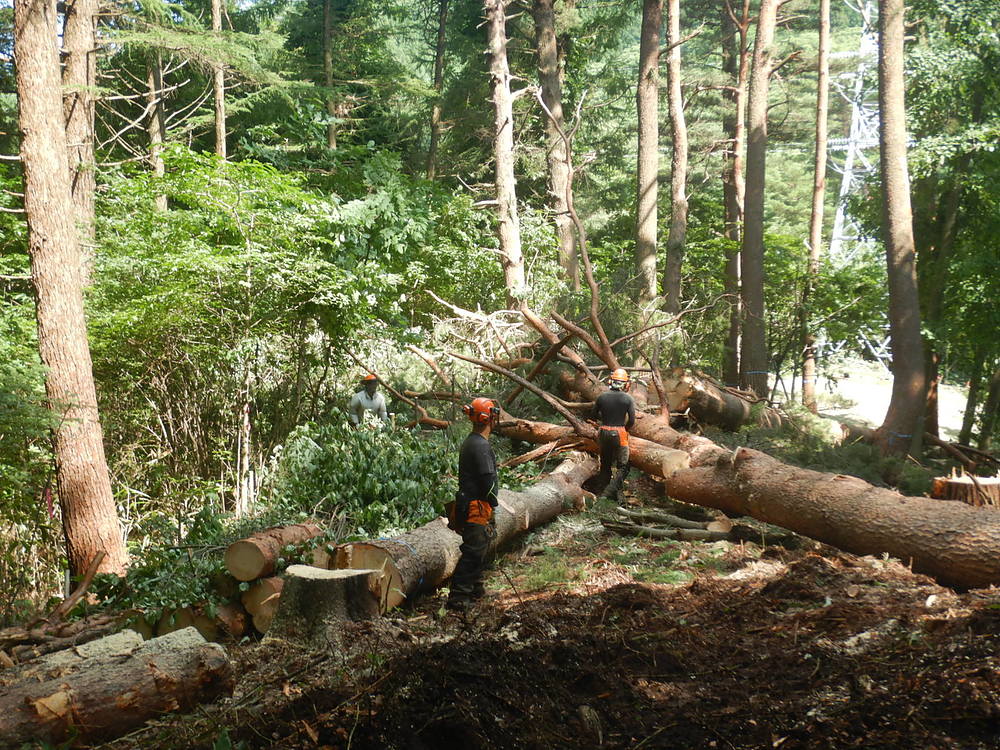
[146,52,167,212]
[958,348,986,447]
[15,0,127,578]
[61,0,97,284]
[721,0,751,387]
[663,0,688,314]
[635,0,661,305]
[874,0,925,456]
[426,0,448,179]
[977,366,1000,451]
[740,0,779,398]
[533,0,578,290]
[212,0,226,159]
[485,0,526,306]
[802,0,830,413]
[323,0,337,149]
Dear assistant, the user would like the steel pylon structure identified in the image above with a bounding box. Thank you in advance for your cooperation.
[827,0,879,263]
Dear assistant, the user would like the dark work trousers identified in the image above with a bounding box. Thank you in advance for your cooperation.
[598,429,630,501]
[449,522,494,605]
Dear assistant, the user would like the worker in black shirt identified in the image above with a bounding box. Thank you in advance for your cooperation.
[591,368,635,501]
[446,397,500,610]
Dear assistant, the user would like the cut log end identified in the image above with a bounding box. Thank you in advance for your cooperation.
[224,540,268,582]
[335,544,406,612]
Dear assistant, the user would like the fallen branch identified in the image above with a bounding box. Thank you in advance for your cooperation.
[614,506,708,530]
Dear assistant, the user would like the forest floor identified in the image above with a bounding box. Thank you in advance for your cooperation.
[100,476,1000,750]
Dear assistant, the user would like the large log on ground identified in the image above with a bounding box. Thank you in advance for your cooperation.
[0,627,233,746]
[526,375,1000,589]
[224,523,322,581]
[241,576,284,633]
[660,367,783,429]
[335,454,598,611]
[265,566,380,647]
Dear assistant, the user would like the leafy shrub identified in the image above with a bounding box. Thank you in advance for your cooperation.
[261,417,460,537]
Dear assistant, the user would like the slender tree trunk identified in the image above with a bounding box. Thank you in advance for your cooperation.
[323,0,337,150]
[426,0,448,179]
[211,0,226,159]
[739,0,779,397]
[721,0,750,386]
[635,0,662,305]
[801,0,830,413]
[14,0,127,577]
[485,0,526,306]
[146,53,167,212]
[978,365,1000,452]
[663,0,688,314]
[874,0,925,456]
[958,347,986,447]
[533,0,579,290]
[61,0,97,285]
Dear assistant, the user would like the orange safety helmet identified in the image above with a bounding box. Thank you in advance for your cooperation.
[361,373,378,382]
[463,397,500,425]
[608,368,630,390]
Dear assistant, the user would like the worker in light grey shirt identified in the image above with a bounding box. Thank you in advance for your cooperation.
[348,373,389,427]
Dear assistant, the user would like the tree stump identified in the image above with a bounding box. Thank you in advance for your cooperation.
[265,566,380,647]
[0,627,232,746]
[931,475,1000,508]
[224,523,323,581]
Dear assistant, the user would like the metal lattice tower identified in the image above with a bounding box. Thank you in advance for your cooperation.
[827,0,879,262]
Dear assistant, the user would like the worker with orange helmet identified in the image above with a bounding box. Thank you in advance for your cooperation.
[348,373,389,427]
[446,397,501,610]
[591,368,635,501]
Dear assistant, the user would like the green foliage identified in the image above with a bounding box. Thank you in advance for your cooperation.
[260,418,459,536]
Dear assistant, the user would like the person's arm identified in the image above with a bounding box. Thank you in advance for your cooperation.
[590,395,602,422]
[625,397,636,430]
[347,393,362,425]
[472,445,499,507]
[376,393,389,422]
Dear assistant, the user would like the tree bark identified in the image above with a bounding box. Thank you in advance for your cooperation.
[533,0,578,290]
[323,0,338,150]
[721,0,751,387]
[740,0,779,397]
[801,0,830,413]
[334,454,597,611]
[265,566,380,647]
[211,0,227,159]
[485,0,527,306]
[0,628,232,746]
[62,0,97,284]
[958,347,987,447]
[663,0,688,314]
[977,365,1000,451]
[15,0,127,578]
[426,0,448,179]
[146,51,168,212]
[635,0,662,305]
[224,523,323,581]
[874,0,925,456]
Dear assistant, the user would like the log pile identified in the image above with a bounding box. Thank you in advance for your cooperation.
[0,627,233,746]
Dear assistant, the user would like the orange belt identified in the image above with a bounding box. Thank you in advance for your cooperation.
[600,425,629,447]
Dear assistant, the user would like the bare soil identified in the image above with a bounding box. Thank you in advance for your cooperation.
[100,486,1000,750]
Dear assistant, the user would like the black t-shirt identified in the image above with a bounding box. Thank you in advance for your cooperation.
[592,390,636,428]
[458,432,498,506]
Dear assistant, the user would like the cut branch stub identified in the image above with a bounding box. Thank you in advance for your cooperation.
[224,523,322,581]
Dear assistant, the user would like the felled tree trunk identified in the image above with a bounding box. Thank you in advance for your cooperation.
[241,576,284,633]
[335,454,597,611]
[541,375,1000,589]
[266,566,380,647]
[224,523,322,581]
[0,627,232,746]
[661,367,783,429]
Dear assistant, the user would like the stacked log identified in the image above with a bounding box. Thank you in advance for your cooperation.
[334,453,597,612]
[0,627,233,746]
[223,522,323,581]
